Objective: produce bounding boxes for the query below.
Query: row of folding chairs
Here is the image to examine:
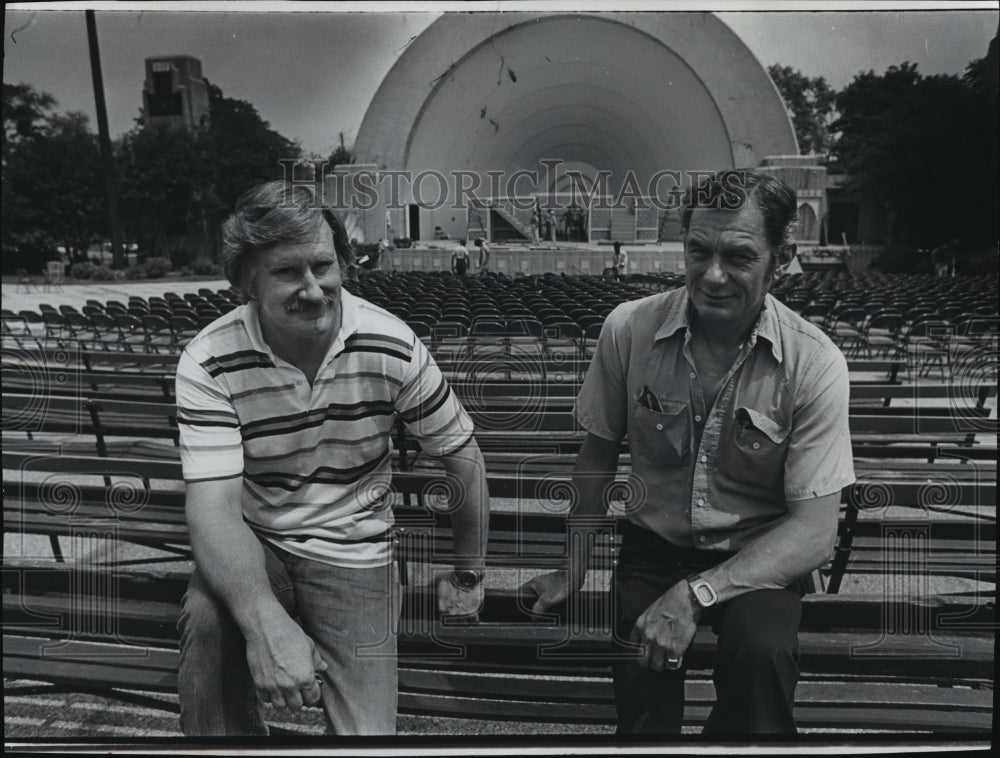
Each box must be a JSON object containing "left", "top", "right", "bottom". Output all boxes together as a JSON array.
[{"left": 2, "top": 309, "right": 205, "bottom": 354}]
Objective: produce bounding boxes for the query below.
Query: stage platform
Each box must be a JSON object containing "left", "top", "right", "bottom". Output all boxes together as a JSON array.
[
  {"left": 384, "top": 241, "right": 850, "bottom": 277},
  {"left": 386, "top": 241, "right": 685, "bottom": 276}
]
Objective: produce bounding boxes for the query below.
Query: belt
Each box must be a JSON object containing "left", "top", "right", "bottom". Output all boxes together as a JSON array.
[{"left": 617, "top": 521, "right": 735, "bottom": 573}]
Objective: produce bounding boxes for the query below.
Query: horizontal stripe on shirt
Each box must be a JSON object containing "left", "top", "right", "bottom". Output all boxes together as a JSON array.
[{"left": 175, "top": 290, "right": 474, "bottom": 568}]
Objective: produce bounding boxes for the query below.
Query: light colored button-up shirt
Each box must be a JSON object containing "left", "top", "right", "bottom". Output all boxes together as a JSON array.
[{"left": 575, "top": 288, "right": 855, "bottom": 552}]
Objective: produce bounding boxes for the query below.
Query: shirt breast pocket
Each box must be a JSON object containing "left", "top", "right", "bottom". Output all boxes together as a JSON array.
[
  {"left": 724, "top": 407, "right": 790, "bottom": 490},
  {"left": 632, "top": 398, "right": 689, "bottom": 468}
]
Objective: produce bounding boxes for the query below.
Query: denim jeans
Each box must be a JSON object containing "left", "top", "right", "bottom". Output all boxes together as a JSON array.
[
  {"left": 612, "top": 522, "right": 804, "bottom": 736},
  {"left": 177, "top": 537, "right": 401, "bottom": 735}
]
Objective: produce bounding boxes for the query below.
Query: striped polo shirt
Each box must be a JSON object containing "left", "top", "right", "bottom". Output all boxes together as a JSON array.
[{"left": 175, "top": 289, "right": 474, "bottom": 568}]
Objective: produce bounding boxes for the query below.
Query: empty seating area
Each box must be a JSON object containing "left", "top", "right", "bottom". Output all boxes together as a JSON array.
[
  {"left": 2, "top": 287, "right": 240, "bottom": 353},
  {"left": 4, "top": 271, "right": 996, "bottom": 383},
  {"left": 347, "top": 271, "right": 644, "bottom": 361},
  {"left": 772, "top": 271, "right": 998, "bottom": 378}
]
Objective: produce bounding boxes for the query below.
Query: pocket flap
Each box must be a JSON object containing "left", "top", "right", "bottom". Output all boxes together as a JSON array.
[
  {"left": 658, "top": 399, "right": 687, "bottom": 416},
  {"left": 634, "top": 395, "right": 686, "bottom": 416},
  {"left": 735, "top": 407, "right": 789, "bottom": 444}
]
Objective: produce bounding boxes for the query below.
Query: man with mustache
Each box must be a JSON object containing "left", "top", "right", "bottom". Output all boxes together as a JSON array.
[
  {"left": 175, "top": 180, "right": 488, "bottom": 735},
  {"left": 523, "top": 169, "right": 855, "bottom": 735}
]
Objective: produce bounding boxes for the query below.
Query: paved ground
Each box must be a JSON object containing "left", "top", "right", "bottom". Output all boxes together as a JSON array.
[
  {"left": 2, "top": 275, "right": 233, "bottom": 315},
  {"left": 3, "top": 683, "right": 619, "bottom": 739}
]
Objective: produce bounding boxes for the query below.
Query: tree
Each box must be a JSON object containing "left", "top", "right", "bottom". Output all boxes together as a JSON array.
[
  {"left": 327, "top": 131, "right": 352, "bottom": 169},
  {"left": 115, "top": 81, "right": 301, "bottom": 264},
  {"left": 116, "top": 121, "right": 215, "bottom": 264},
  {"left": 767, "top": 65, "right": 837, "bottom": 157},
  {"left": 3, "top": 83, "right": 56, "bottom": 159},
  {"left": 831, "top": 61, "right": 996, "bottom": 257},
  {"left": 2, "top": 85, "right": 107, "bottom": 272},
  {"left": 204, "top": 82, "right": 301, "bottom": 214}
]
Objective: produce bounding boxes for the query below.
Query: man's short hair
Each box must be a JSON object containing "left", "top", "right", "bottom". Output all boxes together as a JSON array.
[
  {"left": 221, "top": 181, "right": 353, "bottom": 302},
  {"left": 681, "top": 169, "right": 798, "bottom": 254}
]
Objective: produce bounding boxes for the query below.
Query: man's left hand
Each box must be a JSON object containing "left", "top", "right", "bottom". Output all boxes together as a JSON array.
[
  {"left": 630, "top": 580, "right": 701, "bottom": 671},
  {"left": 434, "top": 571, "right": 483, "bottom": 620}
]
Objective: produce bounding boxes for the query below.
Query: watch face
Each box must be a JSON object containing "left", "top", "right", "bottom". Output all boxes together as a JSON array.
[
  {"left": 454, "top": 570, "right": 480, "bottom": 590},
  {"left": 690, "top": 579, "right": 718, "bottom": 607}
]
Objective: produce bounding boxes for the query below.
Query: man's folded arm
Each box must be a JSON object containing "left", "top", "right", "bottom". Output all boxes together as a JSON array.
[{"left": 699, "top": 491, "right": 842, "bottom": 604}]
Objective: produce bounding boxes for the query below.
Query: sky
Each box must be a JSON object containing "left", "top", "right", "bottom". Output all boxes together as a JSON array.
[{"left": 3, "top": 2, "right": 997, "bottom": 157}]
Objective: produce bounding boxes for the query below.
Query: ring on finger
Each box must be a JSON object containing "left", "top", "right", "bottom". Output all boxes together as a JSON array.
[{"left": 665, "top": 656, "right": 682, "bottom": 670}]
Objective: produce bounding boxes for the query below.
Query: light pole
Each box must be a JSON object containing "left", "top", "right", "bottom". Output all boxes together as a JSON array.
[{"left": 86, "top": 9, "right": 126, "bottom": 270}]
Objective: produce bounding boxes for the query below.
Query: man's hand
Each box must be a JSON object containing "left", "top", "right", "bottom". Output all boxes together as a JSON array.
[
  {"left": 518, "top": 433, "right": 620, "bottom": 616},
  {"left": 435, "top": 571, "right": 483, "bottom": 619},
  {"left": 631, "top": 580, "right": 701, "bottom": 671},
  {"left": 243, "top": 606, "right": 329, "bottom": 710},
  {"left": 520, "top": 570, "right": 578, "bottom": 615}
]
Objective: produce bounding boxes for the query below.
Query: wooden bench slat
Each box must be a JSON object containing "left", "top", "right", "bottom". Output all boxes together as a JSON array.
[
  {"left": 397, "top": 692, "right": 992, "bottom": 731},
  {"left": 7, "top": 389, "right": 995, "bottom": 433},
  {"left": 6, "top": 633, "right": 992, "bottom": 731},
  {"left": 5, "top": 561, "right": 994, "bottom": 637},
  {"left": 7, "top": 591, "right": 991, "bottom": 680},
  {"left": 2, "top": 347, "right": 916, "bottom": 376},
  {"left": 7, "top": 449, "right": 993, "bottom": 509},
  {"left": 398, "top": 668, "right": 992, "bottom": 712}
]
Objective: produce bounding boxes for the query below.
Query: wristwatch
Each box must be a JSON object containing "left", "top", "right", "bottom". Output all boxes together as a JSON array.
[
  {"left": 450, "top": 569, "right": 483, "bottom": 591},
  {"left": 686, "top": 573, "right": 718, "bottom": 609}
]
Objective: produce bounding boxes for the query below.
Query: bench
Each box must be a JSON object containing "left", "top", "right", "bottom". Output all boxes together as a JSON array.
[
  {"left": 4, "top": 573, "right": 993, "bottom": 733},
  {"left": 3, "top": 449, "right": 994, "bottom": 734},
  {"left": 1, "top": 339, "right": 915, "bottom": 382},
  {"left": 4, "top": 376, "right": 997, "bottom": 574},
  {"left": 4, "top": 362, "right": 996, "bottom": 459},
  {"left": 6, "top": 390, "right": 998, "bottom": 489},
  {"left": 7, "top": 357, "right": 993, "bottom": 414},
  {"left": 5, "top": 449, "right": 993, "bottom": 580}
]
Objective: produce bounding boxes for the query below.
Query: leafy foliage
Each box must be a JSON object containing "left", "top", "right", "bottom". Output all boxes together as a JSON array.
[
  {"left": 4, "top": 78, "right": 302, "bottom": 273},
  {"left": 204, "top": 82, "right": 301, "bottom": 215},
  {"left": 2, "top": 85, "right": 107, "bottom": 273},
  {"left": 3, "top": 82, "right": 56, "bottom": 153},
  {"left": 115, "top": 80, "right": 301, "bottom": 265},
  {"left": 831, "top": 61, "right": 997, "bottom": 251},
  {"left": 767, "top": 65, "right": 837, "bottom": 157},
  {"left": 116, "top": 121, "right": 215, "bottom": 266},
  {"left": 327, "top": 143, "right": 352, "bottom": 169}
]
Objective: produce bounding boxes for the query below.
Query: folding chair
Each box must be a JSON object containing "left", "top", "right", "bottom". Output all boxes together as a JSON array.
[
  {"left": 89, "top": 312, "right": 123, "bottom": 351},
  {"left": 114, "top": 313, "right": 147, "bottom": 353},
  {"left": 141, "top": 314, "right": 175, "bottom": 354},
  {"left": 902, "top": 318, "right": 953, "bottom": 379},
  {"left": 169, "top": 315, "right": 200, "bottom": 350},
  {"left": 860, "top": 310, "right": 905, "bottom": 359}
]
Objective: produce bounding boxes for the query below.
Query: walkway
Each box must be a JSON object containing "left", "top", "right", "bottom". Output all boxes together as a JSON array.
[{"left": 2, "top": 277, "right": 232, "bottom": 315}]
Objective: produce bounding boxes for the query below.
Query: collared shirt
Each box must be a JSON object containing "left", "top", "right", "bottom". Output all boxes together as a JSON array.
[
  {"left": 575, "top": 288, "right": 855, "bottom": 552},
  {"left": 176, "top": 289, "right": 474, "bottom": 568}
]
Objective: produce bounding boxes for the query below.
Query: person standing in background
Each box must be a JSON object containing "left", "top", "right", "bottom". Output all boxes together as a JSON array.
[
  {"left": 452, "top": 239, "right": 471, "bottom": 276},
  {"left": 474, "top": 238, "right": 490, "bottom": 273}
]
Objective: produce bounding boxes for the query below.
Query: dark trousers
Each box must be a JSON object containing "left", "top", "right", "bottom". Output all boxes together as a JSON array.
[{"left": 611, "top": 523, "right": 803, "bottom": 736}]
